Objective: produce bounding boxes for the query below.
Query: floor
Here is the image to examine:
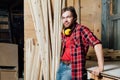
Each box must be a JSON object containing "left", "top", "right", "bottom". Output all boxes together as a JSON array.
[{"left": 19, "top": 78, "right": 24, "bottom": 80}]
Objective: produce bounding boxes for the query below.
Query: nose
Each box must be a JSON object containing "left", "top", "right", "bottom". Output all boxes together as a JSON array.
[{"left": 63, "top": 17, "right": 68, "bottom": 22}]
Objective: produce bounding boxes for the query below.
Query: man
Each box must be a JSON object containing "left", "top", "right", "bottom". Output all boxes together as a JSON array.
[{"left": 56, "top": 6, "right": 104, "bottom": 80}]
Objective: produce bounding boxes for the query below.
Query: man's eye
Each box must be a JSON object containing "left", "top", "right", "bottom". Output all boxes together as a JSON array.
[
  {"left": 66, "top": 16, "right": 71, "bottom": 18},
  {"left": 62, "top": 16, "right": 72, "bottom": 19},
  {"left": 62, "top": 17, "right": 65, "bottom": 19}
]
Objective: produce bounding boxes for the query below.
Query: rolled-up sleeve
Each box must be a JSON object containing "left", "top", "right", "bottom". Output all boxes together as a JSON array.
[{"left": 81, "top": 26, "right": 101, "bottom": 47}]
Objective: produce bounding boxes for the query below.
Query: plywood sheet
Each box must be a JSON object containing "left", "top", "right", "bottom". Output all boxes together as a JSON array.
[{"left": 81, "top": 0, "right": 101, "bottom": 40}]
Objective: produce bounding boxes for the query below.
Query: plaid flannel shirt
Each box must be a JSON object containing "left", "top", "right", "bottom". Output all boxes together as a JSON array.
[{"left": 61, "top": 23, "right": 101, "bottom": 80}]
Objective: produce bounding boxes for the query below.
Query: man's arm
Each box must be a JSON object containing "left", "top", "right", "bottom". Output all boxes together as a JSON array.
[{"left": 92, "top": 44, "right": 104, "bottom": 75}]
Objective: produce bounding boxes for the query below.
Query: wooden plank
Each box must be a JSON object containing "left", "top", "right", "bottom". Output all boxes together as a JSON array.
[
  {"left": 0, "top": 25, "right": 8, "bottom": 29},
  {"left": 25, "top": 39, "right": 34, "bottom": 80},
  {"left": 110, "top": 14, "right": 120, "bottom": 20},
  {"left": 30, "top": 44, "right": 41, "bottom": 80},
  {"left": 88, "top": 72, "right": 114, "bottom": 80},
  {"left": 52, "top": 0, "right": 61, "bottom": 79},
  {"left": 0, "top": 17, "right": 8, "bottom": 21},
  {"left": 47, "top": 0, "right": 53, "bottom": 80},
  {"left": 40, "top": 0, "right": 51, "bottom": 79},
  {"left": 24, "top": 0, "right": 37, "bottom": 43},
  {"left": 89, "top": 71, "right": 120, "bottom": 80},
  {"left": 28, "top": 0, "right": 53, "bottom": 80},
  {"left": 0, "top": 70, "right": 18, "bottom": 80}
]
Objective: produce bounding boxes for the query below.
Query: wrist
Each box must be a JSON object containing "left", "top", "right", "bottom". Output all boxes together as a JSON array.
[{"left": 98, "top": 66, "right": 104, "bottom": 72}]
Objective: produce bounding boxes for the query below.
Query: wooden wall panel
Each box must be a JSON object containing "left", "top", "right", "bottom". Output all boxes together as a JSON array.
[
  {"left": 81, "top": 0, "right": 101, "bottom": 54},
  {"left": 74, "top": 0, "right": 80, "bottom": 23},
  {"left": 67, "top": 0, "right": 74, "bottom": 6},
  {"left": 81, "top": 0, "right": 101, "bottom": 40}
]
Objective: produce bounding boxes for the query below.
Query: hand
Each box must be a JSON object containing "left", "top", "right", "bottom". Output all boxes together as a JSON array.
[{"left": 91, "top": 67, "right": 103, "bottom": 76}]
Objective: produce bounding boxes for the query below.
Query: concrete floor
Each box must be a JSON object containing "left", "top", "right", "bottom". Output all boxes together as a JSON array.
[{"left": 19, "top": 78, "right": 24, "bottom": 80}]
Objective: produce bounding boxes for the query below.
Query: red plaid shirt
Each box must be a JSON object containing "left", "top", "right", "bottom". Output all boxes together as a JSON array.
[{"left": 61, "top": 23, "right": 101, "bottom": 80}]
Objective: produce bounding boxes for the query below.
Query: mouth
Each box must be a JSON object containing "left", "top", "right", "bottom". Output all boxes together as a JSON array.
[{"left": 64, "top": 22, "right": 69, "bottom": 26}]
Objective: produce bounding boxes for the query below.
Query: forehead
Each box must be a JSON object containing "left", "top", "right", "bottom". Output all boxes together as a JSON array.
[{"left": 62, "top": 11, "right": 72, "bottom": 17}]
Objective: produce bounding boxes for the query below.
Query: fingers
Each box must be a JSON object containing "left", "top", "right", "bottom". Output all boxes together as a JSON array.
[
  {"left": 92, "top": 70, "right": 100, "bottom": 76},
  {"left": 91, "top": 68, "right": 101, "bottom": 76}
]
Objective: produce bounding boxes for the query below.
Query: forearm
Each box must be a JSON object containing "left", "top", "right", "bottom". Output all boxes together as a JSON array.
[{"left": 94, "top": 44, "right": 104, "bottom": 71}]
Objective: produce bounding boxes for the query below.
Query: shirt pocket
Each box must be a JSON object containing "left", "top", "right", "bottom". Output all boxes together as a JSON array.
[{"left": 71, "top": 37, "right": 80, "bottom": 48}]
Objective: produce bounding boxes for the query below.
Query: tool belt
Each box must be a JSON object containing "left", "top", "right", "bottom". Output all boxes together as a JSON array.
[{"left": 61, "top": 60, "right": 71, "bottom": 65}]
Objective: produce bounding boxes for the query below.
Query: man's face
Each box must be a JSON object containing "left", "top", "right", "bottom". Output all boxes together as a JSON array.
[{"left": 62, "top": 11, "right": 74, "bottom": 28}]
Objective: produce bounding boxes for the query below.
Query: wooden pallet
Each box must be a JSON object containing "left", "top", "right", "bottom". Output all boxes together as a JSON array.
[{"left": 86, "top": 49, "right": 120, "bottom": 61}]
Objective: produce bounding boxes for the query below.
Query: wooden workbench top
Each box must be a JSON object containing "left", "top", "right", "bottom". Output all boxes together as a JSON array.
[
  {"left": 86, "top": 61, "right": 120, "bottom": 80},
  {"left": 86, "top": 60, "right": 120, "bottom": 79}
]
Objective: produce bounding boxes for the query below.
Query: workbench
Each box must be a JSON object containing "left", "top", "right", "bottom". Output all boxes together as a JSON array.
[{"left": 87, "top": 60, "right": 120, "bottom": 80}]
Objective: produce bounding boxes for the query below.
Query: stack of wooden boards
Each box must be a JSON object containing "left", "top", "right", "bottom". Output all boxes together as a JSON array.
[
  {"left": 87, "top": 48, "right": 120, "bottom": 61},
  {"left": 0, "top": 43, "right": 18, "bottom": 80},
  {"left": 0, "top": 10, "right": 12, "bottom": 43}
]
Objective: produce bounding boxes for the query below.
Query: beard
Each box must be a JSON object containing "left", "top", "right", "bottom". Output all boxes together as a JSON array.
[
  {"left": 63, "top": 22, "right": 72, "bottom": 28},
  {"left": 63, "top": 21, "right": 75, "bottom": 30}
]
